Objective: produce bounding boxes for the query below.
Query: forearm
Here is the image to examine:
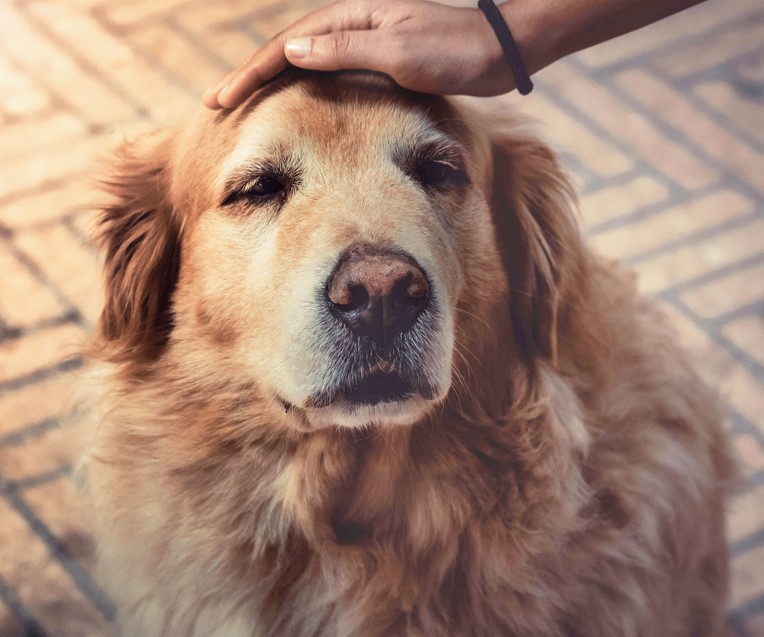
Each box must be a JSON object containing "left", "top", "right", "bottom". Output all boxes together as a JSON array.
[{"left": 499, "top": 0, "right": 708, "bottom": 75}]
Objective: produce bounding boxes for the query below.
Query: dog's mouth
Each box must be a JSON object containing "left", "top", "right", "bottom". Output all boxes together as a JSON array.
[
  {"left": 307, "top": 365, "right": 434, "bottom": 410},
  {"left": 340, "top": 371, "right": 414, "bottom": 406},
  {"left": 289, "top": 305, "right": 451, "bottom": 427}
]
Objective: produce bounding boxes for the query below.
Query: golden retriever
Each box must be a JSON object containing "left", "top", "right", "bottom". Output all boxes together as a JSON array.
[{"left": 81, "top": 70, "right": 734, "bottom": 637}]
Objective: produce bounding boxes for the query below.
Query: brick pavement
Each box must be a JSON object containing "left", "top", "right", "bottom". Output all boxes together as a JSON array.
[{"left": 0, "top": 0, "right": 762, "bottom": 635}]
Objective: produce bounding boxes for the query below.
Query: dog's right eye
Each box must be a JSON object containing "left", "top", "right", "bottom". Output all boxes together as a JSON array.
[
  {"left": 417, "top": 160, "right": 457, "bottom": 187},
  {"left": 245, "top": 176, "right": 285, "bottom": 198}
]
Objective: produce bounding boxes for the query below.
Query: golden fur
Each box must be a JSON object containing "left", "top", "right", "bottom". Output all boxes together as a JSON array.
[{"left": 82, "top": 72, "right": 734, "bottom": 637}]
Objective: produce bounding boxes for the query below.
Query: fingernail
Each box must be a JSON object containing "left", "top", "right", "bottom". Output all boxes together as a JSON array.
[
  {"left": 203, "top": 76, "right": 224, "bottom": 95},
  {"left": 285, "top": 38, "right": 312, "bottom": 59},
  {"left": 215, "top": 84, "right": 234, "bottom": 106}
]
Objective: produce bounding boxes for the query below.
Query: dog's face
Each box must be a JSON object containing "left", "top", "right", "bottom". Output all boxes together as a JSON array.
[{"left": 97, "top": 72, "right": 579, "bottom": 430}]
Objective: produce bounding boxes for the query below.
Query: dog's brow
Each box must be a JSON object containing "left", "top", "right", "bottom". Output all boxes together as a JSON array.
[
  {"left": 223, "top": 165, "right": 267, "bottom": 197},
  {"left": 220, "top": 144, "right": 298, "bottom": 196},
  {"left": 396, "top": 137, "right": 465, "bottom": 166},
  {"left": 217, "top": 127, "right": 291, "bottom": 193}
]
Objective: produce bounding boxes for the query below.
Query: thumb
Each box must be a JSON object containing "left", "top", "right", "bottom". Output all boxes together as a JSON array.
[{"left": 284, "top": 31, "right": 391, "bottom": 72}]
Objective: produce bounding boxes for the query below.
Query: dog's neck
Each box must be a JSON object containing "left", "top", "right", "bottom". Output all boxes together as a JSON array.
[{"left": 131, "top": 347, "right": 587, "bottom": 539}]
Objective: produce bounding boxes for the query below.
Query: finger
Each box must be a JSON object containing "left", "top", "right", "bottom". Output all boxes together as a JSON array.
[
  {"left": 215, "top": 50, "right": 289, "bottom": 109},
  {"left": 283, "top": 30, "right": 400, "bottom": 74},
  {"left": 202, "top": 70, "right": 237, "bottom": 109},
  {"left": 206, "top": 0, "right": 376, "bottom": 109}
]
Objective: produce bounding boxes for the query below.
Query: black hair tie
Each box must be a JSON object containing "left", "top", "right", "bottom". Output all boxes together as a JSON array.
[{"left": 477, "top": 0, "right": 534, "bottom": 95}]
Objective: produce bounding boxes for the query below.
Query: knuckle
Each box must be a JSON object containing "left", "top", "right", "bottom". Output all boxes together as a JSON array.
[
  {"left": 386, "top": 36, "right": 410, "bottom": 76},
  {"left": 328, "top": 31, "right": 352, "bottom": 57}
]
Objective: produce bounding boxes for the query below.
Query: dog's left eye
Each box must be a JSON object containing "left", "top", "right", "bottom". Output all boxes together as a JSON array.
[
  {"left": 416, "top": 160, "right": 460, "bottom": 188},
  {"left": 243, "top": 175, "right": 285, "bottom": 199}
]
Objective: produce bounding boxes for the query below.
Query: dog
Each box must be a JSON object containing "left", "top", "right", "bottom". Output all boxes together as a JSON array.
[{"left": 81, "top": 70, "right": 734, "bottom": 637}]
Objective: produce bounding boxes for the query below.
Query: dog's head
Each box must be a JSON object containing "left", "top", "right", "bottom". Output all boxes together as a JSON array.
[{"left": 95, "top": 71, "right": 583, "bottom": 430}]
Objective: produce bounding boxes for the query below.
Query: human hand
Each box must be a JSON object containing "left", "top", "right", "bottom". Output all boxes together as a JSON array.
[{"left": 203, "top": 0, "right": 534, "bottom": 110}]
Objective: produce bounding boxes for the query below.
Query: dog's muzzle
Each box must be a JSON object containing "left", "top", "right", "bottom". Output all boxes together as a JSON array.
[{"left": 309, "top": 243, "right": 438, "bottom": 409}]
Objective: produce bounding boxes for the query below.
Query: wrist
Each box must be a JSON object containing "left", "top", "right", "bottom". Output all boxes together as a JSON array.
[{"left": 496, "top": 0, "right": 565, "bottom": 77}]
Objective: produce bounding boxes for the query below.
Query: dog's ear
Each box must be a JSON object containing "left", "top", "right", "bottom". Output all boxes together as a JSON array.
[
  {"left": 490, "top": 132, "right": 585, "bottom": 365},
  {"left": 95, "top": 132, "right": 181, "bottom": 365}
]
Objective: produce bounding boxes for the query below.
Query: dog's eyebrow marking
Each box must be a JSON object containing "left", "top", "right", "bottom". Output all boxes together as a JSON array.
[
  {"left": 217, "top": 121, "right": 290, "bottom": 195},
  {"left": 394, "top": 134, "right": 470, "bottom": 189},
  {"left": 392, "top": 122, "right": 466, "bottom": 168},
  {"left": 401, "top": 139, "right": 465, "bottom": 165}
]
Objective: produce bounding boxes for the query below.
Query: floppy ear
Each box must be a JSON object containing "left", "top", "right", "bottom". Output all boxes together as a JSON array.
[
  {"left": 490, "top": 133, "right": 586, "bottom": 365},
  {"left": 95, "top": 132, "right": 181, "bottom": 365}
]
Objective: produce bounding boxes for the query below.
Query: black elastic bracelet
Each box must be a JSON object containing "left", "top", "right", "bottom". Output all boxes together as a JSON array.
[{"left": 477, "top": 0, "right": 534, "bottom": 95}]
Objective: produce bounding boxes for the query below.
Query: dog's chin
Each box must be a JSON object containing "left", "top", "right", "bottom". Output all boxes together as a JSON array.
[
  {"left": 296, "top": 369, "right": 449, "bottom": 429},
  {"left": 304, "top": 393, "right": 437, "bottom": 429}
]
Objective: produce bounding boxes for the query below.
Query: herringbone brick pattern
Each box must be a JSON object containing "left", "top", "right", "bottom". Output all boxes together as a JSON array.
[{"left": 0, "top": 1, "right": 762, "bottom": 635}]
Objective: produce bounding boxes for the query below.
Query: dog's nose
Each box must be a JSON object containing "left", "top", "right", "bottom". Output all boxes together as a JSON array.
[{"left": 327, "top": 244, "right": 429, "bottom": 339}]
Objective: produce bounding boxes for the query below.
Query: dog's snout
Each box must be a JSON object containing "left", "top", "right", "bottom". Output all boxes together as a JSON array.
[{"left": 327, "top": 244, "right": 429, "bottom": 339}]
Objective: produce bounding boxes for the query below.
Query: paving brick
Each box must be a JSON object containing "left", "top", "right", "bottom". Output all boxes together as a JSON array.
[
  {"left": 695, "top": 81, "right": 764, "bottom": 147},
  {"left": 190, "top": 27, "right": 263, "bottom": 69},
  {"left": 0, "top": 323, "right": 85, "bottom": 385},
  {"left": 0, "top": 132, "right": 123, "bottom": 202},
  {"left": 14, "top": 225, "right": 103, "bottom": 326},
  {"left": 25, "top": 1, "right": 135, "bottom": 70},
  {"left": 735, "top": 54, "right": 764, "bottom": 89},
  {"left": 101, "top": 0, "right": 198, "bottom": 27},
  {"left": 723, "top": 316, "right": 764, "bottom": 368},
  {"left": 581, "top": 176, "right": 669, "bottom": 228},
  {"left": 23, "top": 2, "right": 197, "bottom": 125},
  {"left": 617, "top": 70, "right": 764, "bottom": 196},
  {"left": 741, "top": 613, "right": 764, "bottom": 637},
  {"left": 55, "top": 0, "right": 115, "bottom": 6},
  {"left": 564, "top": 166, "right": 588, "bottom": 193},
  {"left": 541, "top": 62, "right": 718, "bottom": 191},
  {"left": 0, "top": 177, "right": 94, "bottom": 229},
  {"left": 248, "top": 0, "right": 324, "bottom": 37},
  {"left": 517, "top": 94, "right": 634, "bottom": 179},
  {"left": 723, "top": 365, "right": 764, "bottom": 437},
  {"left": 681, "top": 262, "right": 764, "bottom": 320},
  {"left": 635, "top": 218, "right": 764, "bottom": 294},
  {"left": 0, "top": 497, "right": 115, "bottom": 637},
  {"left": 660, "top": 305, "right": 737, "bottom": 387},
  {"left": 576, "top": 0, "right": 764, "bottom": 68},
  {"left": 0, "top": 245, "right": 65, "bottom": 327},
  {"left": 655, "top": 18, "right": 764, "bottom": 80},
  {"left": 0, "top": 113, "right": 88, "bottom": 165},
  {"left": 0, "top": 599, "right": 24, "bottom": 637},
  {"left": 68, "top": 209, "right": 99, "bottom": 244},
  {"left": 0, "top": 56, "right": 52, "bottom": 119},
  {"left": 730, "top": 544, "right": 764, "bottom": 609},
  {"left": 173, "top": 1, "right": 275, "bottom": 68},
  {"left": 728, "top": 488, "right": 764, "bottom": 545},
  {"left": 734, "top": 434, "right": 764, "bottom": 478},
  {"left": 0, "top": 419, "right": 83, "bottom": 482},
  {"left": 24, "top": 477, "right": 98, "bottom": 580},
  {"left": 0, "top": 5, "right": 135, "bottom": 127},
  {"left": 178, "top": 0, "right": 269, "bottom": 29},
  {"left": 0, "top": 375, "right": 80, "bottom": 439},
  {"left": 130, "top": 23, "right": 226, "bottom": 94},
  {"left": 590, "top": 189, "right": 754, "bottom": 262}
]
